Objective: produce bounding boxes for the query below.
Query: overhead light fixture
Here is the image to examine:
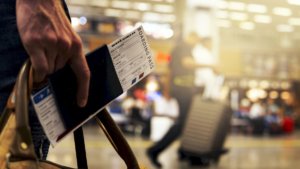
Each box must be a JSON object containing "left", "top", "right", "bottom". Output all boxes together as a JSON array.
[
  {"left": 216, "top": 10, "right": 229, "bottom": 19},
  {"left": 240, "top": 22, "right": 255, "bottom": 30},
  {"left": 104, "top": 9, "right": 123, "bottom": 17},
  {"left": 111, "top": 1, "right": 131, "bottom": 9},
  {"left": 269, "top": 91, "right": 279, "bottom": 99},
  {"left": 139, "top": 22, "right": 174, "bottom": 39},
  {"left": 217, "top": 1, "right": 228, "bottom": 9},
  {"left": 229, "top": 1, "right": 246, "bottom": 11},
  {"left": 273, "top": 7, "right": 292, "bottom": 16},
  {"left": 217, "top": 20, "right": 231, "bottom": 28},
  {"left": 254, "top": 15, "right": 272, "bottom": 24},
  {"left": 247, "top": 4, "right": 267, "bottom": 13},
  {"left": 71, "top": 17, "right": 80, "bottom": 28},
  {"left": 289, "top": 18, "right": 300, "bottom": 26},
  {"left": 125, "top": 11, "right": 140, "bottom": 19},
  {"left": 79, "top": 16, "right": 87, "bottom": 25},
  {"left": 90, "top": 0, "right": 109, "bottom": 7},
  {"left": 248, "top": 80, "right": 258, "bottom": 88},
  {"left": 161, "top": 14, "right": 176, "bottom": 23},
  {"left": 133, "top": 2, "right": 151, "bottom": 11},
  {"left": 277, "top": 24, "right": 294, "bottom": 32},
  {"left": 143, "top": 12, "right": 161, "bottom": 22},
  {"left": 153, "top": 4, "right": 174, "bottom": 13},
  {"left": 70, "top": 0, "right": 87, "bottom": 5},
  {"left": 281, "top": 91, "right": 291, "bottom": 100},
  {"left": 259, "top": 80, "right": 270, "bottom": 89},
  {"left": 287, "top": 0, "right": 300, "bottom": 6},
  {"left": 230, "top": 12, "right": 248, "bottom": 21}
]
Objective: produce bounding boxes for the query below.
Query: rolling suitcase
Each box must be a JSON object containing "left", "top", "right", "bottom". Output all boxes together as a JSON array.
[{"left": 179, "top": 95, "right": 232, "bottom": 166}]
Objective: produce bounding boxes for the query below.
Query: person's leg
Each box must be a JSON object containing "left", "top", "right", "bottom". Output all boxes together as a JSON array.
[
  {"left": 147, "top": 123, "right": 182, "bottom": 168},
  {"left": 148, "top": 123, "right": 182, "bottom": 154}
]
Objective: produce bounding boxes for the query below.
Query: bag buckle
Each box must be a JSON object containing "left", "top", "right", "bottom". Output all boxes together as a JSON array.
[{"left": 5, "top": 153, "right": 11, "bottom": 169}]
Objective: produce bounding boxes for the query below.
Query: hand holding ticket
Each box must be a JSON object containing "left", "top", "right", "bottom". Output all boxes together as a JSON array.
[{"left": 31, "top": 26, "right": 155, "bottom": 146}]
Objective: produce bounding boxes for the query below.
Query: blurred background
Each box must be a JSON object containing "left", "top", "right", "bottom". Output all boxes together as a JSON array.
[{"left": 48, "top": 0, "right": 300, "bottom": 168}]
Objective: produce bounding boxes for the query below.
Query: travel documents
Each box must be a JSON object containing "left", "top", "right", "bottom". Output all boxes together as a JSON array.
[{"left": 31, "top": 26, "right": 155, "bottom": 146}]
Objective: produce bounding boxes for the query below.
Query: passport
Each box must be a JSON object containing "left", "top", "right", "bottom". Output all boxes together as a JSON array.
[{"left": 31, "top": 26, "right": 155, "bottom": 145}]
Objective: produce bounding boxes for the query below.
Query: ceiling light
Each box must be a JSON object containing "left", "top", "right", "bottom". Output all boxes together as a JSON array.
[
  {"left": 269, "top": 91, "right": 279, "bottom": 99},
  {"left": 230, "top": 12, "right": 248, "bottom": 21},
  {"left": 70, "top": 0, "right": 87, "bottom": 5},
  {"left": 287, "top": 0, "right": 300, "bottom": 6},
  {"left": 277, "top": 24, "right": 294, "bottom": 32},
  {"left": 161, "top": 14, "right": 176, "bottom": 23},
  {"left": 273, "top": 7, "right": 292, "bottom": 16},
  {"left": 281, "top": 91, "right": 291, "bottom": 100},
  {"left": 79, "top": 16, "right": 87, "bottom": 25},
  {"left": 90, "top": 0, "right": 109, "bottom": 7},
  {"left": 111, "top": 1, "right": 131, "bottom": 9},
  {"left": 259, "top": 80, "right": 270, "bottom": 89},
  {"left": 133, "top": 2, "right": 151, "bottom": 11},
  {"left": 71, "top": 17, "right": 80, "bottom": 28},
  {"left": 254, "top": 15, "right": 272, "bottom": 23},
  {"left": 247, "top": 4, "right": 267, "bottom": 13},
  {"left": 240, "top": 22, "right": 255, "bottom": 30},
  {"left": 143, "top": 12, "right": 161, "bottom": 22},
  {"left": 153, "top": 4, "right": 174, "bottom": 13},
  {"left": 140, "top": 22, "right": 174, "bottom": 39},
  {"left": 229, "top": 1, "right": 246, "bottom": 11},
  {"left": 216, "top": 10, "right": 229, "bottom": 19},
  {"left": 104, "top": 9, "right": 123, "bottom": 17},
  {"left": 217, "top": 20, "right": 231, "bottom": 28},
  {"left": 289, "top": 18, "right": 300, "bottom": 26},
  {"left": 125, "top": 11, "right": 140, "bottom": 19},
  {"left": 217, "top": 1, "right": 228, "bottom": 9}
]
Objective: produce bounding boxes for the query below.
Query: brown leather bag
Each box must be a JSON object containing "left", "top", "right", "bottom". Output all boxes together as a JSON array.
[{"left": 0, "top": 61, "right": 142, "bottom": 169}]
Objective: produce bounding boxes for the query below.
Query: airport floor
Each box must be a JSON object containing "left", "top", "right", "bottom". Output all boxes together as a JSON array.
[{"left": 48, "top": 126, "right": 300, "bottom": 169}]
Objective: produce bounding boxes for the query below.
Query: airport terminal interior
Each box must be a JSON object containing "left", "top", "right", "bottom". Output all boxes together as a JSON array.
[{"left": 48, "top": 0, "right": 300, "bottom": 168}]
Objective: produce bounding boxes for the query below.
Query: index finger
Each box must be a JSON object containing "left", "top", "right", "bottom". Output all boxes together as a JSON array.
[{"left": 69, "top": 52, "right": 90, "bottom": 107}]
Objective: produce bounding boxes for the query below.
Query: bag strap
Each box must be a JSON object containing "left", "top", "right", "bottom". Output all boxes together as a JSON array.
[
  {"left": 8, "top": 60, "right": 37, "bottom": 160},
  {"left": 74, "top": 127, "right": 88, "bottom": 169},
  {"left": 8, "top": 60, "right": 141, "bottom": 168},
  {"left": 95, "top": 109, "right": 140, "bottom": 169}
]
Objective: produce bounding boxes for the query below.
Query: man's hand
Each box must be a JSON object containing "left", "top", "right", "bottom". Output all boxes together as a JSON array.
[{"left": 16, "top": 0, "right": 90, "bottom": 107}]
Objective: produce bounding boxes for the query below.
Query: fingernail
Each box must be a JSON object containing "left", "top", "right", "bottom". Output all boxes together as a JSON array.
[{"left": 78, "top": 99, "right": 87, "bottom": 107}]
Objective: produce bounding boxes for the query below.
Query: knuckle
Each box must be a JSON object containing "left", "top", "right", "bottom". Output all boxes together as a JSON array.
[
  {"left": 58, "top": 37, "right": 71, "bottom": 50},
  {"left": 45, "top": 34, "right": 58, "bottom": 45},
  {"left": 34, "top": 63, "right": 49, "bottom": 74},
  {"left": 24, "top": 34, "right": 41, "bottom": 45},
  {"left": 82, "top": 68, "right": 91, "bottom": 80},
  {"left": 72, "top": 37, "right": 83, "bottom": 50}
]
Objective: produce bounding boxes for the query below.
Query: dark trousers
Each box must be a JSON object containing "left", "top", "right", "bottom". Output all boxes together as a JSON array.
[{"left": 148, "top": 86, "right": 194, "bottom": 156}]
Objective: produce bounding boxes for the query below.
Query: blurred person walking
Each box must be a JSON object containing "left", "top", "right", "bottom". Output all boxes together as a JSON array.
[
  {"left": 0, "top": 0, "right": 90, "bottom": 159},
  {"left": 146, "top": 32, "right": 198, "bottom": 168}
]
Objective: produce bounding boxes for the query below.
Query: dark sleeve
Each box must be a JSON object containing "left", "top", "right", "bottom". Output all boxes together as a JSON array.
[{"left": 61, "top": 0, "right": 71, "bottom": 21}]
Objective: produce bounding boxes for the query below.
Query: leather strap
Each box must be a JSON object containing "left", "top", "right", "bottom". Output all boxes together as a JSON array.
[
  {"left": 74, "top": 127, "right": 88, "bottom": 169},
  {"left": 95, "top": 109, "right": 140, "bottom": 169},
  {"left": 9, "top": 60, "right": 37, "bottom": 161},
  {"left": 5, "top": 60, "right": 141, "bottom": 168}
]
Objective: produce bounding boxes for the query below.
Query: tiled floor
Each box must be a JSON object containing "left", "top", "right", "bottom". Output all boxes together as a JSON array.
[{"left": 47, "top": 126, "right": 300, "bottom": 169}]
